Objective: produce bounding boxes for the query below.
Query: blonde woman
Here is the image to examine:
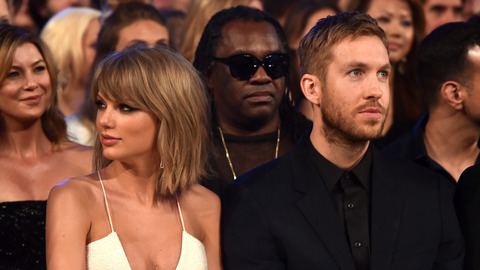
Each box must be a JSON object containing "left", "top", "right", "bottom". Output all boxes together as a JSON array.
[
  {"left": 41, "top": 7, "right": 101, "bottom": 118},
  {"left": 46, "top": 45, "right": 221, "bottom": 269}
]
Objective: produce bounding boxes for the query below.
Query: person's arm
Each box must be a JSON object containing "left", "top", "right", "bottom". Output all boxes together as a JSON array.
[
  {"left": 194, "top": 186, "right": 223, "bottom": 270},
  {"left": 221, "top": 182, "right": 286, "bottom": 270},
  {"left": 432, "top": 177, "right": 465, "bottom": 270},
  {"left": 46, "top": 179, "right": 91, "bottom": 270}
]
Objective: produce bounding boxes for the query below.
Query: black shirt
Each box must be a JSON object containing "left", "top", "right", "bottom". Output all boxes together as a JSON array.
[
  {"left": 306, "top": 137, "right": 372, "bottom": 270},
  {"left": 384, "top": 114, "right": 480, "bottom": 197}
]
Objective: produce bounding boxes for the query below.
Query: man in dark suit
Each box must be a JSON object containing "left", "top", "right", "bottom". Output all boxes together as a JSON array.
[{"left": 221, "top": 12, "right": 464, "bottom": 270}]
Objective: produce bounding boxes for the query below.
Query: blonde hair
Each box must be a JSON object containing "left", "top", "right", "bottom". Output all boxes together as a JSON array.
[
  {"left": 92, "top": 45, "right": 211, "bottom": 196},
  {"left": 180, "top": 0, "right": 252, "bottom": 63},
  {"left": 41, "top": 7, "right": 101, "bottom": 97}
]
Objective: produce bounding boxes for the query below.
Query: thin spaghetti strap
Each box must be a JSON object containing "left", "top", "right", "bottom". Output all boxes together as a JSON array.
[
  {"left": 176, "top": 194, "right": 186, "bottom": 232},
  {"left": 97, "top": 171, "right": 114, "bottom": 233}
]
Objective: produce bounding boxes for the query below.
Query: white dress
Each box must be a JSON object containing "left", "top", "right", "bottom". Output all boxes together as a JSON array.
[{"left": 86, "top": 171, "right": 208, "bottom": 270}]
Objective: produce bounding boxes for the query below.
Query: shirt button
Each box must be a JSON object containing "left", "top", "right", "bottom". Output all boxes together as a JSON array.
[
  {"left": 347, "top": 203, "right": 355, "bottom": 209},
  {"left": 354, "top": 242, "right": 362, "bottom": 248}
]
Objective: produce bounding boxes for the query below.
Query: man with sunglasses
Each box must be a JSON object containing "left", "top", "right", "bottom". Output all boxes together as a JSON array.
[
  {"left": 220, "top": 12, "right": 463, "bottom": 270},
  {"left": 193, "top": 6, "right": 311, "bottom": 195}
]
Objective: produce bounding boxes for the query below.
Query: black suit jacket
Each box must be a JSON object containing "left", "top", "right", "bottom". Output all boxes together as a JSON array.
[
  {"left": 221, "top": 137, "right": 464, "bottom": 270},
  {"left": 455, "top": 164, "right": 480, "bottom": 270}
]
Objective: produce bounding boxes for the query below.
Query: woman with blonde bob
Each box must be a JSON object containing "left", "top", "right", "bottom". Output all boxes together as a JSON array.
[
  {"left": 41, "top": 7, "right": 101, "bottom": 118},
  {"left": 46, "top": 44, "right": 222, "bottom": 270}
]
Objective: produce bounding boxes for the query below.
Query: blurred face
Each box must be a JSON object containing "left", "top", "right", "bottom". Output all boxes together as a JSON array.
[
  {"left": 12, "top": 0, "right": 36, "bottom": 32},
  {"left": 367, "top": 0, "right": 414, "bottom": 64},
  {"left": 96, "top": 93, "right": 157, "bottom": 162},
  {"left": 209, "top": 20, "right": 286, "bottom": 131},
  {"left": 463, "top": 46, "right": 480, "bottom": 125},
  {"left": 0, "top": 43, "right": 52, "bottom": 122},
  {"left": 81, "top": 18, "right": 100, "bottom": 83},
  {"left": 115, "top": 20, "right": 169, "bottom": 51},
  {"left": 318, "top": 36, "right": 391, "bottom": 143},
  {"left": 0, "top": 0, "right": 11, "bottom": 23},
  {"left": 45, "top": 0, "right": 91, "bottom": 15},
  {"left": 290, "top": 8, "right": 337, "bottom": 50},
  {"left": 423, "top": 0, "right": 463, "bottom": 34},
  {"left": 248, "top": 0, "right": 264, "bottom": 10}
]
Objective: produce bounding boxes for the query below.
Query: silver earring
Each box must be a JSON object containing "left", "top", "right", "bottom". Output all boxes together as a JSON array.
[{"left": 160, "top": 162, "right": 164, "bottom": 169}]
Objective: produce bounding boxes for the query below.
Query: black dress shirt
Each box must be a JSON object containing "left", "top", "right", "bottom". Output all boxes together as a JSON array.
[
  {"left": 306, "top": 137, "right": 372, "bottom": 270},
  {"left": 384, "top": 114, "right": 480, "bottom": 197}
]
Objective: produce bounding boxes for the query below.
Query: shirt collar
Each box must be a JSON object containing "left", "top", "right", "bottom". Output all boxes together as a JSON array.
[{"left": 306, "top": 136, "right": 372, "bottom": 193}]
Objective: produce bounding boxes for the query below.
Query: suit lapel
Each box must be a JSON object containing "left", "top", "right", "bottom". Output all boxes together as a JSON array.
[
  {"left": 290, "top": 141, "right": 356, "bottom": 270},
  {"left": 370, "top": 148, "right": 403, "bottom": 270}
]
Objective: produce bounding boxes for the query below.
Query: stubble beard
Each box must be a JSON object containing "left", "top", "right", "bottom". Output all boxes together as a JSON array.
[{"left": 321, "top": 101, "right": 386, "bottom": 148}]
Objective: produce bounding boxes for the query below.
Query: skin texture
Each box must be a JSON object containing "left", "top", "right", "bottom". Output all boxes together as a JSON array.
[
  {"left": 0, "top": 43, "right": 51, "bottom": 122},
  {"left": 422, "top": 0, "right": 463, "bottom": 34},
  {"left": 115, "top": 20, "right": 169, "bottom": 51},
  {"left": 208, "top": 20, "right": 285, "bottom": 135},
  {"left": 0, "top": 42, "right": 92, "bottom": 202},
  {"left": 463, "top": 46, "right": 480, "bottom": 125},
  {"left": 367, "top": 0, "right": 414, "bottom": 64},
  {"left": 95, "top": 93, "right": 158, "bottom": 164},
  {"left": 302, "top": 35, "right": 391, "bottom": 169}
]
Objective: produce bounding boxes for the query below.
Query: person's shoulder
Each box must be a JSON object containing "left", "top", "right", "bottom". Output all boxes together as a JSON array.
[
  {"left": 375, "top": 147, "right": 436, "bottom": 179},
  {"left": 382, "top": 131, "right": 416, "bottom": 158},
  {"left": 48, "top": 173, "right": 98, "bottom": 208},
  {"left": 182, "top": 184, "right": 221, "bottom": 214}
]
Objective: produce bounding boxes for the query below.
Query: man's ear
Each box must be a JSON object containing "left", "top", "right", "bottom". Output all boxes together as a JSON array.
[
  {"left": 441, "top": 81, "right": 463, "bottom": 110},
  {"left": 301, "top": 74, "right": 321, "bottom": 105}
]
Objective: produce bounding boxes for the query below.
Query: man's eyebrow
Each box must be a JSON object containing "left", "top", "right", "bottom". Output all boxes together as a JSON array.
[{"left": 344, "top": 62, "right": 391, "bottom": 71}]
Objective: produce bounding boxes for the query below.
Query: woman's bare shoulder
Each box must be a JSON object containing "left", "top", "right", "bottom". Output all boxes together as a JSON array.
[
  {"left": 48, "top": 173, "right": 99, "bottom": 208},
  {"left": 181, "top": 184, "right": 221, "bottom": 216}
]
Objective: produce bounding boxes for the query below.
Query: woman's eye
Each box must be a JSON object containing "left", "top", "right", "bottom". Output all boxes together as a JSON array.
[
  {"left": 401, "top": 20, "right": 413, "bottom": 27},
  {"left": 7, "top": 71, "right": 19, "bottom": 78},
  {"left": 376, "top": 16, "right": 390, "bottom": 24},
  {"left": 95, "top": 100, "right": 106, "bottom": 109},
  {"left": 119, "top": 104, "right": 138, "bottom": 112},
  {"left": 34, "top": 66, "right": 46, "bottom": 72}
]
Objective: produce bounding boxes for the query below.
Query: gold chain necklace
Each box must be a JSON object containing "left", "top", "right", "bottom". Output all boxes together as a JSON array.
[{"left": 218, "top": 126, "right": 280, "bottom": 180}]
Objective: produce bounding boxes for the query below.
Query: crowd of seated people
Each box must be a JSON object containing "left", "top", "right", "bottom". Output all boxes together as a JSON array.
[{"left": 0, "top": 0, "right": 478, "bottom": 269}]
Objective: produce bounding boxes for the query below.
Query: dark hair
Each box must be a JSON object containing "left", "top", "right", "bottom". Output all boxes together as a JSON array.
[
  {"left": 283, "top": 0, "right": 340, "bottom": 106},
  {"left": 356, "top": 0, "right": 426, "bottom": 122},
  {"left": 193, "top": 5, "right": 310, "bottom": 141},
  {"left": 0, "top": 23, "right": 67, "bottom": 146},
  {"left": 95, "top": 1, "right": 167, "bottom": 67},
  {"left": 418, "top": 22, "right": 480, "bottom": 107}
]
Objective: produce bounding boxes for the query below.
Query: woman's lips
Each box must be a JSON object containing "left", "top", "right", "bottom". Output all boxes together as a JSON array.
[{"left": 100, "top": 134, "right": 120, "bottom": 146}]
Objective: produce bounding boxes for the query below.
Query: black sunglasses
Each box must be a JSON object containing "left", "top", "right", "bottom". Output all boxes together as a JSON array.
[{"left": 213, "top": 53, "right": 289, "bottom": 81}]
